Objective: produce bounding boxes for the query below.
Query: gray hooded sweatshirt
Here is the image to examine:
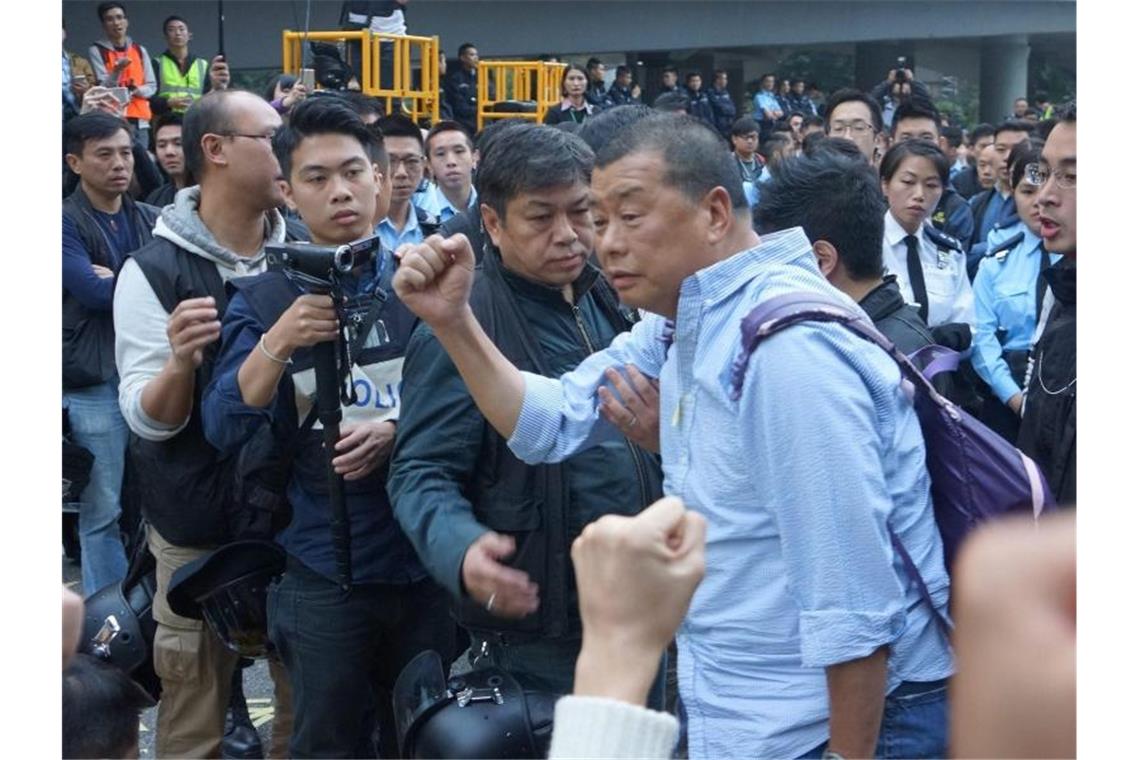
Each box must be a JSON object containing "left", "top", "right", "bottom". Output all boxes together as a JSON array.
[{"left": 114, "top": 187, "right": 286, "bottom": 441}]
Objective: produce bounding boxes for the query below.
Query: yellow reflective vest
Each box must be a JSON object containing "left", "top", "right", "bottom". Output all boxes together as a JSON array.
[{"left": 157, "top": 53, "right": 208, "bottom": 111}]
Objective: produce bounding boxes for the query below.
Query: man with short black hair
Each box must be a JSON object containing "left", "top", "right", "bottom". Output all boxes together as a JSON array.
[
  {"left": 444, "top": 43, "right": 492, "bottom": 136},
  {"left": 684, "top": 71, "right": 715, "bottom": 128},
  {"left": 89, "top": 2, "right": 157, "bottom": 142},
  {"left": 607, "top": 65, "right": 640, "bottom": 106},
  {"left": 145, "top": 111, "right": 188, "bottom": 206},
  {"left": 202, "top": 95, "right": 453, "bottom": 759},
  {"left": 393, "top": 113, "right": 952, "bottom": 759},
  {"left": 376, "top": 114, "right": 438, "bottom": 251},
  {"left": 585, "top": 57, "right": 614, "bottom": 111},
  {"left": 63, "top": 112, "right": 159, "bottom": 598},
  {"left": 658, "top": 65, "right": 682, "bottom": 99},
  {"left": 785, "top": 78, "right": 817, "bottom": 116},
  {"left": 751, "top": 73, "right": 783, "bottom": 131},
  {"left": 418, "top": 120, "right": 478, "bottom": 221},
  {"left": 63, "top": 654, "right": 156, "bottom": 759},
  {"left": 729, "top": 116, "right": 762, "bottom": 185},
  {"left": 152, "top": 15, "right": 229, "bottom": 115},
  {"left": 113, "top": 89, "right": 288, "bottom": 758},
  {"left": 389, "top": 123, "right": 663, "bottom": 699},
  {"left": 707, "top": 69, "right": 736, "bottom": 138},
  {"left": 1018, "top": 102, "right": 1076, "bottom": 504},
  {"left": 953, "top": 123, "right": 995, "bottom": 199},
  {"left": 755, "top": 149, "right": 939, "bottom": 357},
  {"left": 966, "top": 120, "right": 1033, "bottom": 261},
  {"left": 1010, "top": 96, "right": 1030, "bottom": 120},
  {"left": 940, "top": 125, "right": 967, "bottom": 177},
  {"left": 823, "top": 87, "right": 885, "bottom": 165}
]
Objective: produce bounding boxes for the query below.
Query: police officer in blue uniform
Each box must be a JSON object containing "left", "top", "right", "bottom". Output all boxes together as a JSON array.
[
  {"left": 707, "top": 69, "right": 737, "bottom": 138},
  {"left": 969, "top": 140, "right": 1060, "bottom": 442}
]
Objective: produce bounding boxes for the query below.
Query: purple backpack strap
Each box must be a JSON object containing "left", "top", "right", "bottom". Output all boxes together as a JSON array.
[
  {"left": 730, "top": 292, "right": 953, "bottom": 410},
  {"left": 908, "top": 344, "right": 962, "bottom": 382},
  {"left": 732, "top": 291, "right": 954, "bottom": 634}
]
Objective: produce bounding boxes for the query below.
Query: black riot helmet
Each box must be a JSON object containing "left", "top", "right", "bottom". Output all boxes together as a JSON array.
[
  {"left": 166, "top": 540, "right": 286, "bottom": 659},
  {"left": 80, "top": 533, "right": 162, "bottom": 701},
  {"left": 393, "top": 650, "right": 556, "bottom": 759}
]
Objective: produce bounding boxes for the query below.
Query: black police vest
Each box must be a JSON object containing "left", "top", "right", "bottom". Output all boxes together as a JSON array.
[
  {"left": 62, "top": 189, "right": 158, "bottom": 389},
  {"left": 455, "top": 250, "right": 639, "bottom": 641},
  {"left": 127, "top": 239, "right": 235, "bottom": 548}
]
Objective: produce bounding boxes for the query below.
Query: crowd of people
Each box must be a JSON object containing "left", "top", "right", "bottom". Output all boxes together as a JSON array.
[{"left": 62, "top": 2, "right": 1076, "bottom": 758}]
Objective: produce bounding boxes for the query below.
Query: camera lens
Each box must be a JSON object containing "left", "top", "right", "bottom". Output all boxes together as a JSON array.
[{"left": 333, "top": 245, "right": 355, "bottom": 273}]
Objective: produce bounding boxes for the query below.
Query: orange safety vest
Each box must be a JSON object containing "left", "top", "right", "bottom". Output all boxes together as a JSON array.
[{"left": 99, "top": 43, "right": 152, "bottom": 122}]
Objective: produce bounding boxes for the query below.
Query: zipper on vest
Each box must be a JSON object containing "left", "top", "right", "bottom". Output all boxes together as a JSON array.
[{"left": 571, "top": 303, "right": 652, "bottom": 510}]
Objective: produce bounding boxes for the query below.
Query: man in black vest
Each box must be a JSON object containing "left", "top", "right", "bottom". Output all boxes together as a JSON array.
[
  {"left": 200, "top": 94, "right": 453, "bottom": 759},
  {"left": 63, "top": 112, "right": 158, "bottom": 598},
  {"left": 388, "top": 123, "right": 665, "bottom": 699},
  {"left": 754, "top": 143, "right": 948, "bottom": 368},
  {"left": 113, "top": 89, "right": 288, "bottom": 758}
]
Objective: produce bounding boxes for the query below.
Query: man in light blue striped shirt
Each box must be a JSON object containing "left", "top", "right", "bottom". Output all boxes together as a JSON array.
[{"left": 392, "top": 115, "right": 953, "bottom": 760}]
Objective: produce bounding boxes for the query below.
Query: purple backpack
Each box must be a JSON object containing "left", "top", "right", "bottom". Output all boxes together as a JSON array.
[{"left": 729, "top": 293, "right": 1054, "bottom": 626}]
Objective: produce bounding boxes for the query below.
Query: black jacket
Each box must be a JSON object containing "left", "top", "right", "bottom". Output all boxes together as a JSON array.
[
  {"left": 859, "top": 277, "right": 953, "bottom": 398},
  {"left": 858, "top": 276, "right": 936, "bottom": 357},
  {"left": 607, "top": 83, "right": 638, "bottom": 107},
  {"left": 952, "top": 165, "right": 983, "bottom": 201},
  {"left": 707, "top": 86, "right": 736, "bottom": 136},
  {"left": 388, "top": 250, "right": 663, "bottom": 641},
  {"left": 444, "top": 66, "right": 491, "bottom": 135},
  {"left": 62, "top": 188, "right": 158, "bottom": 389},
  {"left": 585, "top": 81, "right": 613, "bottom": 111},
  {"left": 686, "top": 87, "right": 715, "bottom": 127},
  {"left": 1017, "top": 260, "right": 1076, "bottom": 505}
]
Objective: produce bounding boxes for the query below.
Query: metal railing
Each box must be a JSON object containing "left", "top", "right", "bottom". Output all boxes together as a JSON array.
[
  {"left": 476, "top": 60, "right": 567, "bottom": 131},
  {"left": 281, "top": 30, "right": 440, "bottom": 124}
]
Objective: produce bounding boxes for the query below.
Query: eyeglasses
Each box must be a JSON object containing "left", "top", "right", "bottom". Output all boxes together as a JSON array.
[
  {"left": 830, "top": 120, "right": 873, "bottom": 136},
  {"left": 217, "top": 132, "right": 276, "bottom": 143},
  {"left": 389, "top": 155, "right": 425, "bottom": 170},
  {"left": 1025, "top": 162, "right": 1076, "bottom": 190}
]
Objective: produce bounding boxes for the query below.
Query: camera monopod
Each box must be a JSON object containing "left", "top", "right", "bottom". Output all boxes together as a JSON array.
[{"left": 265, "top": 236, "right": 380, "bottom": 591}]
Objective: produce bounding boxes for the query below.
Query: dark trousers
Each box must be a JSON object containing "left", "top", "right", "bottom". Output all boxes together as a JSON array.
[
  {"left": 795, "top": 680, "right": 949, "bottom": 759},
  {"left": 268, "top": 561, "right": 454, "bottom": 758}
]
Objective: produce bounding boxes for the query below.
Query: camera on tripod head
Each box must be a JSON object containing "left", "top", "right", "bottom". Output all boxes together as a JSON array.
[{"left": 265, "top": 237, "right": 380, "bottom": 293}]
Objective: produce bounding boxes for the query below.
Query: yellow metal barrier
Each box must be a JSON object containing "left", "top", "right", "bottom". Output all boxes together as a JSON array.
[
  {"left": 476, "top": 61, "right": 567, "bottom": 131},
  {"left": 281, "top": 30, "right": 439, "bottom": 124}
]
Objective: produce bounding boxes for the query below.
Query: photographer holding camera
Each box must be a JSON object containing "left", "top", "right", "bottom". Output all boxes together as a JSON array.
[
  {"left": 869, "top": 60, "right": 934, "bottom": 131},
  {"left": 200, "top": 96, "right": 453, "bottom": 758}
]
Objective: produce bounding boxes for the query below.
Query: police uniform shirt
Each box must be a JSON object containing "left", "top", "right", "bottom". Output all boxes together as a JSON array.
[
  {"left": 881, "top": 210, "right": 974, "bottom": 328},
  {"left": 969, "top": 223, "right": 1062, "bottom": 403},
  {"left": 414, "top": 183, "right": 478, "bottom": 223}
]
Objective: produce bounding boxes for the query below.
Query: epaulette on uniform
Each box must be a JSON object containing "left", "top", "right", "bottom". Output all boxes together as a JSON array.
[
  {"left": 923, "top": 224, "right": 963, "bottom": 253},
  {"left": 985, "top": 230, "right": 1025, "bottom": 263}
]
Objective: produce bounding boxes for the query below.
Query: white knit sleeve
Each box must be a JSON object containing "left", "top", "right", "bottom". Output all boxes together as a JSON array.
[{"left": 548, "top": 696, "right": 679, "bottom": 759}]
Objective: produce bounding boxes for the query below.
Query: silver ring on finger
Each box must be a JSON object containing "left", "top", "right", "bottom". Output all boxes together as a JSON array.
[
  {"left": 624, "top": 414, "right": 638, "bottom": 431},
  {"left": 485, "top": 592, "right": 496, "bottom": 612}
]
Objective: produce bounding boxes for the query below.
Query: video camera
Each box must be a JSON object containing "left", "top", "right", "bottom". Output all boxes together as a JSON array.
[
  {"left": 893, "top": 56, "right": 909, "bottom": 85},
  {"left": 265, "top": 236, "right": 379, "bottom": 292}
]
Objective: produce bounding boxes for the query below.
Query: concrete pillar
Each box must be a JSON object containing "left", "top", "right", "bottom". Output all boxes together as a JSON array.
[{"left": 979, "top": 35, "right": 1030, "bottom": 124}]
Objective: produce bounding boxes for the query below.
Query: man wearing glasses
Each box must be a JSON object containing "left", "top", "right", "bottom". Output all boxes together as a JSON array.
[
  {"left": 822, "top": 88, "right": 887, "bottom": 166},
  {"left": 375, "top": 114, "right": 439, "bottom": 250},
  {"left": 1017, "top": 103, "right": 1077, "bottom": 505},
  {"left": 113, "top": 89, "right": 289, "bottom": 757}
]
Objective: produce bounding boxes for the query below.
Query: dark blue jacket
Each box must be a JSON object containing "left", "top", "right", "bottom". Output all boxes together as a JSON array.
[
  {"left": 686, "top": 87, "right": 715, "bottom": 127},
  {"left": 585, "top": 81, "right": 613, "bottom": 111},
  {"left": 444, "top": 66, "right": 492, "bottom": 135},
  {"left": 607, "top": 83, "right": 638, "bottom": 107},
  {"left": 707, "top": 86, "right": 736, "bottom": 136},
  {"left": 202, "top": 256, "right": 425, "bottom": 585}
]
